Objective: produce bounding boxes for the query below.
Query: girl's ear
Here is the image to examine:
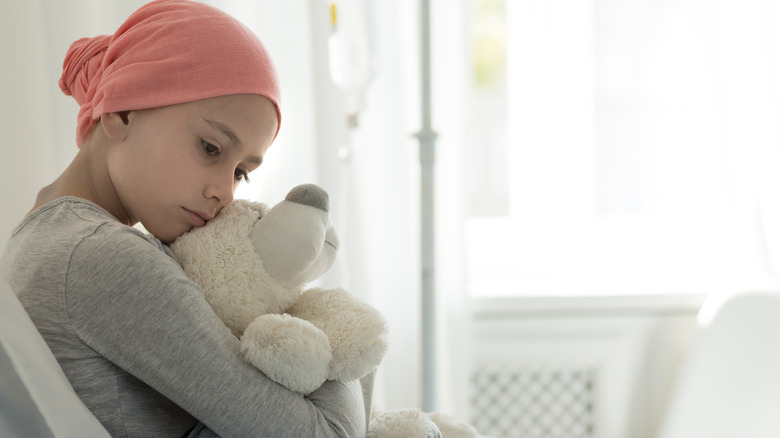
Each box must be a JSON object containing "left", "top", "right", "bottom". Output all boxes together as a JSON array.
[{"left": 100, "top": 111, "right": 132, "bottom": 141}]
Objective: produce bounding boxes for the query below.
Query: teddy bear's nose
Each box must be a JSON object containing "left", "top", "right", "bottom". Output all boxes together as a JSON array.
[{"left": 285, "top": 184, "right": 329, "bottom": 212}]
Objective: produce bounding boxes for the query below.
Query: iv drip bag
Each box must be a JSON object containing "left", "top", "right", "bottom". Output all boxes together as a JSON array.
[{"left": 328, "top": 0, "right": 378, "bottom": 113}]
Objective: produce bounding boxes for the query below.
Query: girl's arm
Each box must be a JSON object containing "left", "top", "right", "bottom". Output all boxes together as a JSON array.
[{"left": 66, "top": 229, "right": 372, "bottom": 438}]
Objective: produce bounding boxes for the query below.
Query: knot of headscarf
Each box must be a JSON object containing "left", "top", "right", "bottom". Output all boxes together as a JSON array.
[
  {"left": 59, "top": 0, "right": 281, "bottom": 147},
  {"left": 59, "top": 35, "right": 111, "bottom": 146}
]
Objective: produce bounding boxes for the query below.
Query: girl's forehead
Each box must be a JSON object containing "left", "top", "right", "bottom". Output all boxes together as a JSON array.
[{"left": 193, "top": 95, "right": 279, "bottom": 152}]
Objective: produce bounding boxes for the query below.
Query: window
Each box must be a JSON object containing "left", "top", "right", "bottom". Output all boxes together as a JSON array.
[{"left": 460, "top": 0, "right": 780, "bottom": 297}]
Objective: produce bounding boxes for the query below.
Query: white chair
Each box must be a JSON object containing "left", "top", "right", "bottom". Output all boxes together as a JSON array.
[
  {"left": 0, "top": 278, "right": 110, "bottom": 438},
  {"left": 657, "top": 290, "right": 780, "bottom": 438}
]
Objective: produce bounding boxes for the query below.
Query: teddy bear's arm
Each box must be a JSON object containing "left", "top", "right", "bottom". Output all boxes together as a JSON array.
[{"left": 288, "top": 287, "right": 389, "bottom": 383}]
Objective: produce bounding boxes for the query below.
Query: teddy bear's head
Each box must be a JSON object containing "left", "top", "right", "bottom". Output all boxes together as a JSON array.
[{"left": 169, "top": 184, "right": 338, "bottom": 337}]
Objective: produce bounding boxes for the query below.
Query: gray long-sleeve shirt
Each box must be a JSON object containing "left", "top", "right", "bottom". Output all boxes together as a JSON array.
[{"left": 0, "top": 197, "right": 373, "bottom": 438}]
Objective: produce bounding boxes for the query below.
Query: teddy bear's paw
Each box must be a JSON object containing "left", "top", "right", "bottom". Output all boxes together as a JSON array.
[
  {"left": 240, "top": 314, "right": 332, "bottom": 395},
  {"left": 288, "top": 287, "right": 389, "bottom": 382},
  {"left": 367, "top": 408, "right": 441, "bottom": 438}
]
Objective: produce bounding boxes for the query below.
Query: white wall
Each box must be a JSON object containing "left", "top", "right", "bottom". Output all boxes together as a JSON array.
[{"left": 1, "top": 1, "right": 60, "bottom": 255}]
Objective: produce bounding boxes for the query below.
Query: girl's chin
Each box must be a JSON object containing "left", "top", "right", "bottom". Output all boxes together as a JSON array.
[{"left": 146, "top": 226, "right": 187, "bottom": 245}]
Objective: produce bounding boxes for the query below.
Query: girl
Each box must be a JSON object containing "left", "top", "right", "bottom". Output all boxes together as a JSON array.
[{"left": 0, "top": 1, "right": 373, "bottom": 437}]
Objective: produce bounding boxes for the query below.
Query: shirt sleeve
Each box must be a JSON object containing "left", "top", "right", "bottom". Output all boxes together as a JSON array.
[{"left": 64, "top": 224, "right": 371, "bottom": 438}]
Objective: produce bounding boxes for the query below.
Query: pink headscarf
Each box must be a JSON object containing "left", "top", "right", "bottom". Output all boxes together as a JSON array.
[{"left": 59, "top": 0, "right": 281, "bottom": 147}]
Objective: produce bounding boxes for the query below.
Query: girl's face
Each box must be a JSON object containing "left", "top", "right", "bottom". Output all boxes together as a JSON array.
[{"left": 106, "top": 94, "right": 278, "bottom": 243}]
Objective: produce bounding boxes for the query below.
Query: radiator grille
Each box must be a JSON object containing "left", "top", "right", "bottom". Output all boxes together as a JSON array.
[{"left": 469, "top": 367, "right": 596, "bottom": 438}]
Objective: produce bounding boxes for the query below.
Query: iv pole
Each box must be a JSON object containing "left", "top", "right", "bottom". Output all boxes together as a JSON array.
[
  {"left": 416, "top": 0, "right": 438, "bottom": 413},
  {"left": 328, "top": 0, "right": 437, "bottom": 412}
]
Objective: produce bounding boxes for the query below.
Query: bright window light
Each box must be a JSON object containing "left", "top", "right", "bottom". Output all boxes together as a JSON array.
[{"left": 461, "top": 0, "right": 780, "bottom": 297}]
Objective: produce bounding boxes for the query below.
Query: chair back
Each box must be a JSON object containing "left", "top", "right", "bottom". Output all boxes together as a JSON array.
[{"left": 658, "top": 291, "right": 780, "bottom": 438}]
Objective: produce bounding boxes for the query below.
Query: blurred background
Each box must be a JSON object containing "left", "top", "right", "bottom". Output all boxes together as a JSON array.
[{"left": 4, "top": 1, "right": 780, "bottom": 437}]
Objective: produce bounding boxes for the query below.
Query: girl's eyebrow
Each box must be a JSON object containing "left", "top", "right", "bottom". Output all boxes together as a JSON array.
[
  {"left": 204, "top": 118, "right": 240, "bottom": 146},
  {"left": 203, "top": 117, "right": 262, "bottom": 165}
]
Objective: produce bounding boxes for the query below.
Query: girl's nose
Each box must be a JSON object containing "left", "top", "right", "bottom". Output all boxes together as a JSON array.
[{"left": 204, "top": 174, "right": 235, "bottom": 206}]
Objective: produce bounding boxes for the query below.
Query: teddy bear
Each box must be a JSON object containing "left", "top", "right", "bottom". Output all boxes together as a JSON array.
[
  {"left": 169, "top": 183, "right": 387, "bottom": 395},
  {"left": 169, "top": 183, "right": 480, "bottom": 437}
]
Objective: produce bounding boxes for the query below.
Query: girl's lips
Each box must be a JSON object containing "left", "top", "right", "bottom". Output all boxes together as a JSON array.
[{"left": 183, "top": 208, "right": 210, "bottom": 227}]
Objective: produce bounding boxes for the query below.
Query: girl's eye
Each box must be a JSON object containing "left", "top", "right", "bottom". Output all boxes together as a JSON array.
[
  {"left": 235, "top": 168, "right": 250, "bottom": 184},
  {"left": 201, "top": 140, "right": 220, "bottom": 156}
]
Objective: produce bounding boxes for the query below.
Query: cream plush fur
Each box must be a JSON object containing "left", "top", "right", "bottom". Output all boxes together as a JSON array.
[
  {"left": 368, "top": 408, "right": 480, "bottom": 438},
  {"left": 170, "top": 184, "right": 480, "bottom": 437},
  {"left": 170, "top": 184, "right": 388, "bottom": 395}
]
